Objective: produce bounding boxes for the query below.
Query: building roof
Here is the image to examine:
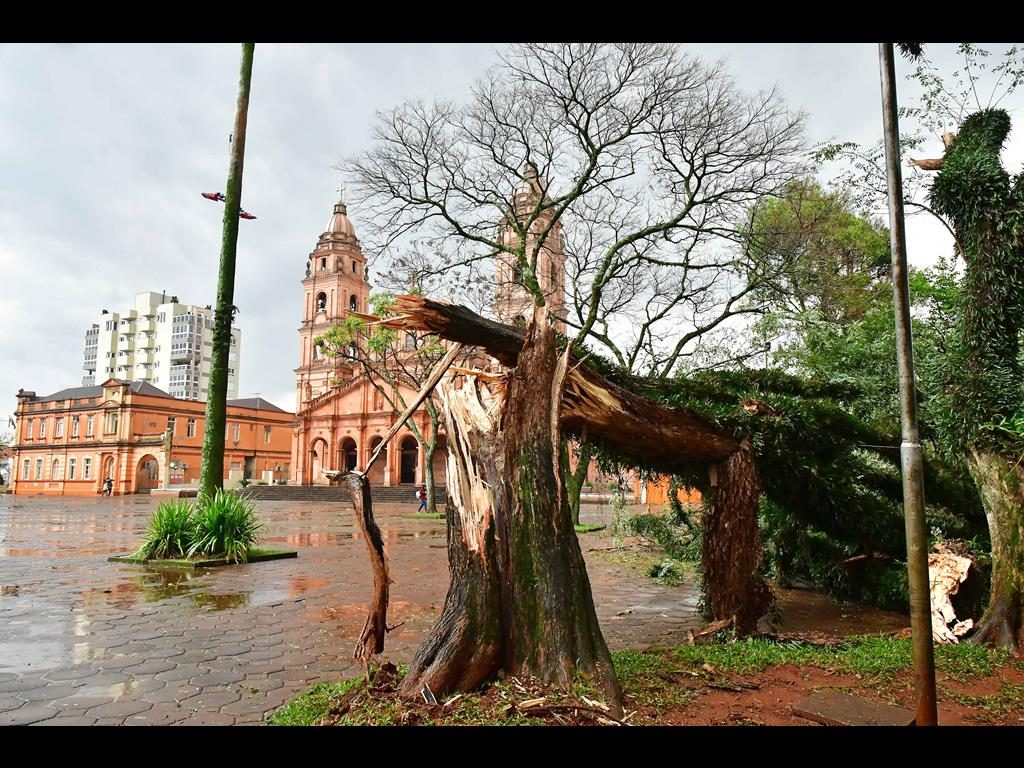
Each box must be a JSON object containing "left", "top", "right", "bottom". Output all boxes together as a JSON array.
[
  {"left": 323, "top": 201, "right": 356, "bottom": 239},
  {"left": 31, "top": 380, "right": 171, "bottom": 403},
  {"left": 227, "top": 396, "right": 288, "bottom": 413}
]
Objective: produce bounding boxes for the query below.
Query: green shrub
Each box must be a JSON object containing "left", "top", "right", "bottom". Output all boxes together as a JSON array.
[
  {"left": 136, "top": 499, "right": 195, "bottom": 560},
  {"left": 188, "top": 489, "right": 264, "bottom": 563}
]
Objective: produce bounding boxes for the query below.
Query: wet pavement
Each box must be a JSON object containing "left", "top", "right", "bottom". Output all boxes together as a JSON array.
[{"left": 0, "top": 495, "right": 906, "bottom": 725}]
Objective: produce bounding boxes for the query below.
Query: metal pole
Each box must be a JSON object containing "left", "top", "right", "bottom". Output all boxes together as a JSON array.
[{"left": 878, "top": 42, "right": 938, "bottom": 726}]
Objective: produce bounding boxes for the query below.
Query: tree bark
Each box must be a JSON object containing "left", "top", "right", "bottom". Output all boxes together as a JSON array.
[
  {"left": 341, "top": 472, "right": 390, "bottom": 662},
  {"left": 199, "top": 43, "right": 254, "bottom": 497},
  {"left": 702, "top": 439, "right": 773, "bottom": 636},
  {"left": 967, "top": 447, "right": 1024, "bottom": 650},
  {"left": 400, "top": 307, "right": 623, "bottom": 714},
  {"left": 563, "top": 440, "right": 594, "bottom": 527},
  {"left": 423, "top": 431, "right": 438, "bottom": 514}
]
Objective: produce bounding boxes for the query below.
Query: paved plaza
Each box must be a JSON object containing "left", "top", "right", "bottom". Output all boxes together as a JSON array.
[
  {"left": 0, "top": 495, "right": 906, "bottom": 726},
  {"left": 0, "top": 495, "right": 710, "bottom": 725}
]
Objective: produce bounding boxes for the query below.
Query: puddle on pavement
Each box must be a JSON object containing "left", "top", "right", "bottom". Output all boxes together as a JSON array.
[
  {"left": 190, "top": 592, "right": 248, "bottom": 610},
  {"left": 771, "top": 586, "right": 909, "bottom": 635}
]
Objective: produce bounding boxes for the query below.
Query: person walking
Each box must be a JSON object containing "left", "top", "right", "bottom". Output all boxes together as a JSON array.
[
  {"left": 416, "top": 484, "right": 428, "bottom": 513},
  {"left": 102, "top": 476, "right": 114, "bottom": 496}
]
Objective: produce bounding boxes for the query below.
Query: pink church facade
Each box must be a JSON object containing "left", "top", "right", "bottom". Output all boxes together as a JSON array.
[{"left": 291, "top": 175, "right": 568, "bottom": 488}]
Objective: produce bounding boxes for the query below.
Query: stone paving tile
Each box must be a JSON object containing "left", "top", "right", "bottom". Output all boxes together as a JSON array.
[
  {"left": 18, "top": 684, "right": 86, "bottom": 702},
  {"left": 178, "top": 689, "right": 242, "bottom": 710},
  {"left": 37, "top": 715, "right": 99, "bottom": 726},
  {"left": 42, "top": 667, "right": 99, "bottom": 683},
  {"left": 176, "top": 710, "right": 236, "bottom": 725},
  {"left": 52, "top": 695, "right": 116, "bottom": 711},
  {"left": 85, "top": 700, "right": 154, "bottom": 719},
  {"left": 124, "top": 704, "right": 191, "bottom": 725},
  {"left": 0, "top": 703, "right": 59, "bottom": 725}
]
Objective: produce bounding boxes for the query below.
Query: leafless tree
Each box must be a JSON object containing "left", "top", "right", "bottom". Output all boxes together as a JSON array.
[{"left": 341, "top": 43, "right": 806, "bottom": 713}]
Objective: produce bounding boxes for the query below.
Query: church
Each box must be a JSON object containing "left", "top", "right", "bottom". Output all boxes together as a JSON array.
[{"left": 290, "top": 170, "right": 566, "bottom": 489}]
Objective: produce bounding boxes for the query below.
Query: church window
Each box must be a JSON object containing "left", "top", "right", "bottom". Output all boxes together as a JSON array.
[
  {"left": 352, "top": 261, "right": 357, "bottom": 273},
  {"left": 320, "top": 257, "right": 327, "bottom": 270},
  {"left": 349, "top": 295, "right": 358, "bottom": 312},
  {"left": 316, "top": 292, "right": 327, "bottom": 312}
]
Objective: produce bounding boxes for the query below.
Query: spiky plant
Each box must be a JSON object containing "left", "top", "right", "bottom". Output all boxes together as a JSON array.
[
  {"left": 136, "top": 499, "right": 195, "bottom": 560},
  {"left": 188, "top": 489, "right": 264, "bottom": 563}
]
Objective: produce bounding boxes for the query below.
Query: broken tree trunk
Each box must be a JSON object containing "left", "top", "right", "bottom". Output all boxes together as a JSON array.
[
  {"left": 703, "top": 439, "right": 773, "bottom": 636},
  {"left": 341, "top": 472, "right": 389, "bottom": 663},
  {"left": 400, "top": 305, "right": 624, "bottom": 714},
  {"left": 385, "top": 296, "right": 771, "bottom": 638}
]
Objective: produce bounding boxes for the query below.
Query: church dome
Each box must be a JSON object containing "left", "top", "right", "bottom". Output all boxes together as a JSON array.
[{"left": 324, "top": 201, "right": 356, "bottom": 238}]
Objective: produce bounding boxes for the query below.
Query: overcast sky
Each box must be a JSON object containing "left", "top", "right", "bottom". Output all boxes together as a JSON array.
[{"left": 2, "top": 43, "right": 1021, "bottom": 424}]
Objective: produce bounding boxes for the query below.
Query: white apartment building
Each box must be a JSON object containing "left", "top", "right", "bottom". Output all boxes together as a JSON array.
[{"left": 82, "top": 291, "right": 241, "bottom": 401}]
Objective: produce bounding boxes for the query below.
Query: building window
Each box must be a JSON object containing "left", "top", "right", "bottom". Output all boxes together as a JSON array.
[
  {"left": 349, "top": 295, "right": 358, "bottom": 312},
  {"left": 187, "top": 419, "right": 196, "bottom": 437},
  {"left": 22, "top": 459, "right": 30, "bottom": 480},
  {"left": 320, "top": 257, "right": 327, "bottom": 270},
  {"left": 167, "top": 417, "right": 175, "bottom": 435},
  {"left": 55, "top": 417, "right": 64, "bottom": 438},
  {"left": 264, "top": 426, "right": 272, "bottom": 444},
  {"left": 352, "top": 260, "right": 357, "bottom": 273},
  {"left": 84, "top": 458, "right": 92, "bottom": 480},
  {"left": 68, "top": 458, "right": 77, "bottom": 480},
  {"left": 52, "top": 459, "right": 61, "bottom": 480},
  {"left": 316, "top": 292, "right": 327, "bottom": 312},
  {"left": 231, "top": 423, "right": 240, "bottom": 442},
  {"left": 35, "top": 458, "right": 43, "bottom": 480},
  {"left": 26, "top": 418, "right": 33, "bottom": 439},
  {"left": 104, "top": 411, "right": 119, "bottom": 434},
  {"left": 39, "top": 418, "right": 47, "bottom": 439},
  {"left": 86, "top": 415, "right": 95, "bottom": 437},
  {"left": 404, "top": 333, "right": 416, "bottom": 351},
  {"left": 71, "top": 416, "right": 80, "bottom": 438}
]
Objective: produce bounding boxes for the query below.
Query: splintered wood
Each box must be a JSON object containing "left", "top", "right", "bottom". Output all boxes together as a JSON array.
[{"left": 439, "top": 373, "right": 503, "bottom": 554}]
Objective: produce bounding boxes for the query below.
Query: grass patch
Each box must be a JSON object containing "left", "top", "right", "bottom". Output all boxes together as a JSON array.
[
  {"left": 946, "top": 680, "right": 1024, "bottom": 721},
  {"left": 268, "top": 679, "right": 363, "bottom": 725},
  {"left": 612, "top": 649, "right": 693, "bottom": 709},
  {"left": 574, "top": 524, "right": 606, "bottom": 533},
  {"left": 672, "top": 636, "right": 1010, "bottom": 680}
]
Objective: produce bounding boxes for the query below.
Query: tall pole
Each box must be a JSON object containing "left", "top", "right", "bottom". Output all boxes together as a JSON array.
[
  {"left": 878, "top": 42, "right": 938, "bottom": 726},
  {"left": 199, "top": 43, "right": 255, "bottom": 498}
]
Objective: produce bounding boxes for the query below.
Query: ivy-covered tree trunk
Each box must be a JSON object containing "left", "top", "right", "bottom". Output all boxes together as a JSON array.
[
  {"left": 967, "top": 448, "right": 1024, "bottom": 648},
  {"left": 926, "top": 109, "right": 1024, "bottom": 650},
  {"left": 702, "top": 439, "right": 773, "bottom": 636},
  {"left": 400, "top": 308, "right": 622, "bottom": 713},
  {"left": 198, "top": 43, "right": 254, "bottom": 498}
]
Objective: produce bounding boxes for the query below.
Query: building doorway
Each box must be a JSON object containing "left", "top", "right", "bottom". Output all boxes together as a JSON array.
[
  {"left": 135, "top": 454, "right": 159, "bottom": 493},
  {"left": 309, "top": 438, "right": 328, "bottom": 485},
  {"left": 340, "top": 437, "right": 358, "bottom": 472},
  {"left": 400, "top": 436, "right": 418, "bottom": 484}
]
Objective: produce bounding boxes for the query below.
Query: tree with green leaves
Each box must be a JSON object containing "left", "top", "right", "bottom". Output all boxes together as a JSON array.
[
  {"left": 920, "top": 108, "right": 1024, "bottom": 648},
  {"left": 199, "top": 43, "right": 254, "bottom": 499},
  {"left": 821, "top": 44, "right": 1024, "bottom": 648},
  {"left": 316, "top": 291, "right": 467, "bottom": 513}
]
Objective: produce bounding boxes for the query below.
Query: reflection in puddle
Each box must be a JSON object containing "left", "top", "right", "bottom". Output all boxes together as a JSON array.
[{"left": 190, "top": 592, "right": 249, "bottom": 611}]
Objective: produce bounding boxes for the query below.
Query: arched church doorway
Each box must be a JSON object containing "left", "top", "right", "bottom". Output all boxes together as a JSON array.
[
  {"left": 309, "top": 438, "right": 328, "bottom": 485},
  {"left": 340, "top": 437, "right": 358, "bottom": 472},
  {"left": 400, "top": 436, "right": 418, "bottom": 484}
]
